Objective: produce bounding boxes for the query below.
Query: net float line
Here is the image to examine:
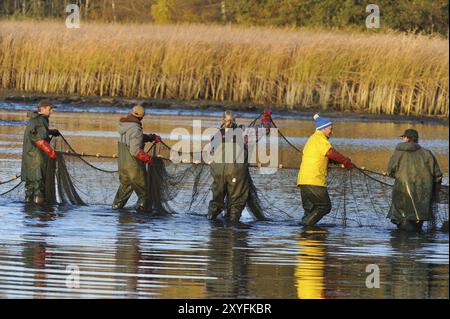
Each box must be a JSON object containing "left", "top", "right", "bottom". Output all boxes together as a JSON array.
[{"left": 0, "top": 174, "right": 21, "bottom": 185}]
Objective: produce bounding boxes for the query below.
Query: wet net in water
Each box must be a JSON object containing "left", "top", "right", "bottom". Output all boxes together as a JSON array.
[{"left": 1, "top": 116, "right": 448, "bottom": 231}]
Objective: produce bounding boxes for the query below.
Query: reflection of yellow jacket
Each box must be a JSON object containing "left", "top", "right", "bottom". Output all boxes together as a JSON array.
[
  {"left": 297, "top": 130, "right": 332, "bottom": 187},
  {"left": 295, "top": 238, "right": 325, "bottom": 299}
]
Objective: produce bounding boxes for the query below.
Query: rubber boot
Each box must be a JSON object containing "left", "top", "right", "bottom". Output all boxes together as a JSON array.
[
  {"left": 24, "top": 181, "right": 35, "bottom": 203},
  {"left": 135, "top": 205, "right": 147, "bottom": 213},
  {"left": 301, "top": 212, "right": 327, "bottom": 227},
  {"left": 208, "top": 201, "right": 223, "bottom": 220},
  {"left": 228, "top": 207, "right": 243, "bottom": 224},
  {"left": 397, "top": 220, "right": 423, "bottom": 233},
  {"left": 34, "top": 196, "right": 45, "bottom": 204},
  {"left": 208, "top": 210, "right": 222, "bottom": 220},
  {"left": 441, "top": 220, "right": 449, "bottom": 232},
  {"left": 135, "top": 196, "right": 149, "bottom": 213},
  {"left": 113, "top": 183, "right": 133, "bottom": 210}
]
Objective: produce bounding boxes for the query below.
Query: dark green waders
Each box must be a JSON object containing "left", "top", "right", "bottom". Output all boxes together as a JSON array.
[
  {"left": 21, "top": 112, "right": 51, "bottom": 202},
  {"left": 25, "top": 181, "right": 45, "bottom": 200},
  {"left": 299, "top": 185, "right": 332, "bottom": 226},
  {"left": 24, "top": 155, "right": 57, "bottom": 203},
  {"left": 208, "top": 162, "right": 250, "bottom": 223},
  {"left": 112, "top": 142, "right": 149, "bottom": 211}
]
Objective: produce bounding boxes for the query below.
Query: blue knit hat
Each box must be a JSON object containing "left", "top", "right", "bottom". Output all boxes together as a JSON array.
[{"left": 313, "top": 114, "right": 332, "bottom": 130}]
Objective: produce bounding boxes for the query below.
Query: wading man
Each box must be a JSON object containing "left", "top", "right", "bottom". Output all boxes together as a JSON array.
[
  {"left": 112, "top": 105, "right": 161, "bottom": 212},
  {"left": 297, "top": 114, "right": 353, "bottom": 226},
  {"left": 21, "top": 100, "right": 60, "bottom": 204},
  {"left": 387, "top": 129, "right": 442, "bottom": 232},
  {"left": 207, "top": 111, "right": 250, "bottom": 223}
]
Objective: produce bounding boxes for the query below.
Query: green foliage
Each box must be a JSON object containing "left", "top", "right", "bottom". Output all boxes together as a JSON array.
[
  {"left": 151, "top": 0, "right": 175, "bottom": 24},
  {"left": 0, "top": 0, "right": 448, "bottom": 35},
  {"left": 225, "top": 0, "right": 448, "bottom": 34}
]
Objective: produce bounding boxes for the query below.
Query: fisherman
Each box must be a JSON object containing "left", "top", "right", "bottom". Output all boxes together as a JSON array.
[
  {"left": 387, "top": 129, "right": 442, "bottom": 232},
  {"left": 21, "top": 100, "right": 60, "bottom": 204},
  {"left": 112, "top": 105, "right": 161, "bottom": 212},
  {"left": 207, "top": 111, "right": 251, "bottom": 223},
  {"left": 297, "top": 114, "right": 353, "bottom": 226}
]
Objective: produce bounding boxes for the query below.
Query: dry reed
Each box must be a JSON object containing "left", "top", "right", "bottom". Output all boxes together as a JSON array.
[{"left": 0, "top": 21, "right": 448, "bottom": 116}]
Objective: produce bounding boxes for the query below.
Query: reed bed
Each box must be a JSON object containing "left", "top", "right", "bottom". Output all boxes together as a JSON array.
[{"left": 0, "top": 21, "right": 448, "bottom": 116}]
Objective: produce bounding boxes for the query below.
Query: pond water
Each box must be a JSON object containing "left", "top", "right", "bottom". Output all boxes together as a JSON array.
[{"left": 0, "top": 102, "right": 448, "bottom": 299}]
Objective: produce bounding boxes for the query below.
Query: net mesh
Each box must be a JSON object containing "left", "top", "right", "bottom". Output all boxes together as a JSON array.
[{"left": 1, "top": 115, "right": 448, "bottom": 231}]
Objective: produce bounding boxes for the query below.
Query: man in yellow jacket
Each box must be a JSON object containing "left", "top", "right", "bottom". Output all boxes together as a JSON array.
[{"left": 297, "top": 114, "right": 353, "bottom": 226}]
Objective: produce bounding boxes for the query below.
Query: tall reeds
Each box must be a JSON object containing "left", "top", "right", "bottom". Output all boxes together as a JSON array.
[{"left": 0, "top": 21, "right": 448, "bottom": 116}]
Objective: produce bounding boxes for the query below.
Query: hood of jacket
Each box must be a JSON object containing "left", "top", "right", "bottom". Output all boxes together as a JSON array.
[
  {"left": 27, "top": 111, "right": 47, "bottom": 120},
  {"left": 120, "top": 114, "right": 142, "bottom": 125},
  {"left": 118, "top": 121, "right": 141, "bottom": 135},
  {"left": 118, "top": 115, "right": 142, "bottom": 134},
  {"left": 395, "top": 142, "right": 421, "bottom": 152},
  {"left": 27, "top": 111, "right": 49, "bottom": 126}
]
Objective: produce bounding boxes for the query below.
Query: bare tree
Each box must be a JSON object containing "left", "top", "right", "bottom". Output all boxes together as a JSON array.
[{"left": 111, "top": 0, "right": 116, "bottom": 23}]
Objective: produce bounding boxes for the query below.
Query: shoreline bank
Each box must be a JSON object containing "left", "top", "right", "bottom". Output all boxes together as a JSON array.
[{"left": 1, "top": 90, "right": 448, "bottom": 125}]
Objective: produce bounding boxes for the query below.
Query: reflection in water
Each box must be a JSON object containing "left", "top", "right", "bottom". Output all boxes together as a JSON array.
[
  {"left": 0, "top": 205, "right": 447, "bottom": 298},
  {"left": 295, "top": 229, "right": 327, "bottom": 299},
  {"left": 206, "top": 221, "right": 250, "bottom": 298},
  {"left": 115, "top": 212, "right": 142, "bottom": 297},
  {"left": 387, "top": 231, "right": 449, "bottom": 299},
  {"left": 21, "top": 204, "right": 56, "bottom": 299},
  {"left": 0, "top": 105, "right": 448, "bottom": 298},
  {"left": 23, "top": 203, "right": 58, "bottom": 221}
]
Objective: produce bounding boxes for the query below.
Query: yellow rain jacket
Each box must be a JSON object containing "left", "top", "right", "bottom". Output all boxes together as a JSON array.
[{"left": 297, "top": 130, "right": 332, "bottom": 187}]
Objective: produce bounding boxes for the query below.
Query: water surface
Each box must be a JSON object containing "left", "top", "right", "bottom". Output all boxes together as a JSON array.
[{"left": 0, "top": 103, "right": 448, "bottom": 299}]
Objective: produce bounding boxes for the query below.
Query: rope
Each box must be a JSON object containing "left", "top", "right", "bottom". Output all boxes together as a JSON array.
[
  {"left": 267, "top": 117, "right": 399, "bottom": 189},
  {"left": 270, "top": 118, "right": 303, "bottom": 154},
  {"left": 248, "top": 111, "right": 263, "bottom": 128},
  {"left": 0, "top": 181, "right": 23, "bottom": 196},
  {"left": 160, "top": 140, "right": 203, "bottom": 157},
  {"left": 55, "top": 117, "right": 443, "bottom": 193},
  {"left": 58, "top": 135, "right": 118, "bottom": 173},
  {"left": 353, "top": 164, "right": 393, "bottom": 187},
  {"left": 0, "top": 175, "right": 21, "bottom": 185},
  {"left": 58, "top": 151, "right": 118, "bottom": 173},
  {"left": 361, "top": 169, "right": 385, "bottom": 216},
  {"left": 158, "top": 112, "right": 264, "bottom": 159}
]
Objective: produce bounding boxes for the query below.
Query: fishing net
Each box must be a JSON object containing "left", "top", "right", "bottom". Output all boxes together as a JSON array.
[{"left": 0, "top": 113, "right": 448, "bottom": 231}]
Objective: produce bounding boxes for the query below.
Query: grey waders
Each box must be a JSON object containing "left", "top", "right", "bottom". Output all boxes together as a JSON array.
[{"left": 112, "top": 142, "right": 149, "bottom": 211}]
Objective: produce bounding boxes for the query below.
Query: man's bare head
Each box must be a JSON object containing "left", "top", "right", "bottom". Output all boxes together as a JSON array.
[
  {"left": 38, "top": 100, "right": 55, "bottom": 117},
  {"left": 222, "top": 111, "right": 236, "bottom": 128}
]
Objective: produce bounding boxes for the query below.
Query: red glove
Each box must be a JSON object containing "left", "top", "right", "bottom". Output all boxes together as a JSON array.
[
  {"left": 261, "top": 107, "right": 272, "bottom": 128},
  {"left": 143, "top": 134, "right": 161, "bottom": 144},
  {"left": 326, "top": 148, "right": 353, "bottom": 169},
  {"left": 135, "top": 150, "right": 153, "bottom": 165},
  {"left": 35, "top": 140, "right": 57, "bottom": 160}
]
